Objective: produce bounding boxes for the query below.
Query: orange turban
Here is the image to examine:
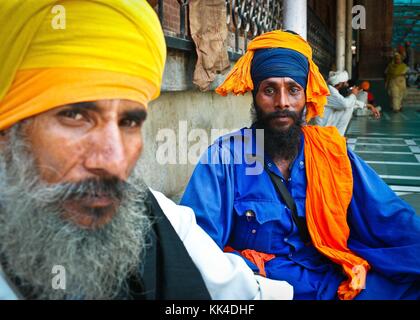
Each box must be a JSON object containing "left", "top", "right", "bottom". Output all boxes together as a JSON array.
[
  {"left": 215, "top": 30, "right": 329, "bottom": 122},
  {"left": 0, "top": 0, "right": 166, "bottom": 131},
  {"left": 360, "top": 81, "right": 370, "bottom": 91}
]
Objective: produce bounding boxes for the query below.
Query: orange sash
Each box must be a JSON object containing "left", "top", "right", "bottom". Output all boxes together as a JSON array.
[
  {"left": 302, "top": 126, "right": 370, "bottom": 300},
  {"left": 224, "top": 246, "right": 275, "bottom": 277}
]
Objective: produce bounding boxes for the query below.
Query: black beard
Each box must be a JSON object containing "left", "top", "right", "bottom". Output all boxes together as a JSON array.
[
  {"left": 338, "top": 86, "right": 350, "bottom": 96},
  {"left": 251, "top": 103, "right": 303, "bottom": 161}
]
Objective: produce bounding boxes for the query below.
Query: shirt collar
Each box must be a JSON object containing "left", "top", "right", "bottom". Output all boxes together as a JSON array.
[{"left": 243, "top": 125, "right": 305, "bottom": 178}]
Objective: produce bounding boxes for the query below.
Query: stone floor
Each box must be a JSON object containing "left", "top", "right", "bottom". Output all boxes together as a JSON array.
[{"left": 346, "top": 103, "right": 420, "bottom": 214}]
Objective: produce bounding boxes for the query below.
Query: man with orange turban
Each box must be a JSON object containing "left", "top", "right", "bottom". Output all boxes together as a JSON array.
[
  {"left": 181, "top": 30, "right": 420, "bottom": 300},
  {"left": 314, "top": 71, "right": 380, "bottom": 134},
  {"left": 354, "top": 81, "right": 382, "bottom": 117},
  {"left": 0, "top": 1, "right": 293, "bottom": 300}
]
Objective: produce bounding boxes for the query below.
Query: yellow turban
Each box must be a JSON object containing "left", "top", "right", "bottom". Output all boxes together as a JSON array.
[
  {"left": 215, "top": 30, "right": 329, "bottom": 122},
  {"left": 0, "top": 0, "right": 166, "bottom": 131}
]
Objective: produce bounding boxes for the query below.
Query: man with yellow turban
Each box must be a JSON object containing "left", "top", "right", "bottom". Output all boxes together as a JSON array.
[
  {"left": 0, "top": 1, "right": 293, "bottom": 300},
  {"left": 181, "top": 30, "right": 420, "bottom": 300}
]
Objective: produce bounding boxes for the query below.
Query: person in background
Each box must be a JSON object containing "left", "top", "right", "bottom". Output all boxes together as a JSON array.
[
  {"left": 385, "top": 53, "right": 409, "bottom": 113},
  {"left": 354, "top": 81, "right": 381, "bottom": 117},
  {"left": 314, "top": 71, "right": 379, "bottom": 135}
]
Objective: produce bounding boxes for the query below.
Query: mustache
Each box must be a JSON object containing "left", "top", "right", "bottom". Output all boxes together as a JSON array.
[
  {"left": 56, "top": 177, "right": 128, "bottom": 202},
  {"left": 262, "top": 109, "right": 300, "bottom": 123}
]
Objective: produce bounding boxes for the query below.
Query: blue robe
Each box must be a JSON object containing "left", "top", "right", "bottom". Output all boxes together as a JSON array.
[{"left": 181, "top": 127, "right": 420, "bottom": 300}]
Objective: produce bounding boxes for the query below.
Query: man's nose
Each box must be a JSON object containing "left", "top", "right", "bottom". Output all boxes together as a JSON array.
[
  {"left": 274, "top": 89, "right": 290, "bottom": 110},
  {"left": 84, "top": 123, "right": 128, "bottom": 180}
]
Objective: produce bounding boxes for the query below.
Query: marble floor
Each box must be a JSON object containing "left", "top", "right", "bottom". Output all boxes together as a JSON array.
[{"left": 346, "top": 105, "right": 420, "bottom": 214}]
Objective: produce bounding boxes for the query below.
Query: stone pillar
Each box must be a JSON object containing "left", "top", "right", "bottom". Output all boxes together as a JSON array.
[
  {"left": 283, "top": 0, "right": 307, "bottom": 39},
  {"left": 346, "top": 0, "right": 353, "bottom": 78},
  {"left": 336, "top": 0, "right": 346, "bottom": 71}
]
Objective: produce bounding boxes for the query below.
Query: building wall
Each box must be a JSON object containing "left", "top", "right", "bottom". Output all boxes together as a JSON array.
[
  {"left": 308, "top": 0, "right": 337, "bottom": 37},
  {"left": 356, "top": 0, "right": 394, "bottom": 79},
  {"left": 162, "top": 0, "right": 183, "bottom": 36},
  {"left": 148, "top": 0, "right": 187, "bottom": 38},
  {"left": 138, "top": 87, "right": 252, "bottom": 200},
  {"left": 307, "top": 4, "right": 336, "bottom": 78}
]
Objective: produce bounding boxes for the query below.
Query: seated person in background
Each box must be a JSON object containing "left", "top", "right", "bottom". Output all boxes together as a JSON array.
[
  {"left": 354, "top": 81, "right": 381, "bottom": 117},
  {"left": 313, "top": 71, "right": 378, "bottom": 136}
]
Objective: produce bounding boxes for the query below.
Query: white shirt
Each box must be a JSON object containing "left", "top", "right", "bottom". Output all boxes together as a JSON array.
[
  {"left": 314, "top": 85, "right": 364, "bottom": 127},
  {"left": 151, "top": 189, "right": 293, "bottom": 300},
  {"left": 356, "top": 91, "right": 368, "bottom": 104},
  {"left": 0, "top": 265, "right": 18, "bottom": 300}
]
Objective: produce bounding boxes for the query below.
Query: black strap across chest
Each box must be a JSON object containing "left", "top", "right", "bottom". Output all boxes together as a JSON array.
[{"left": 264, "top": 164, "right": 312, "bottom": 245}]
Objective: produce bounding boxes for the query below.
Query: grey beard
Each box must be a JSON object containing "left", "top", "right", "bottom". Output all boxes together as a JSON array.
[{"left": 0, "top": 125, "right": 152, "bottom": 300}]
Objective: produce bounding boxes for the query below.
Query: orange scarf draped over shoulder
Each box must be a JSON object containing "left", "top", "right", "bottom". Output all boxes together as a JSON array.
[{"left": 302, "top": 126, "right": 370, "bottom": 300}]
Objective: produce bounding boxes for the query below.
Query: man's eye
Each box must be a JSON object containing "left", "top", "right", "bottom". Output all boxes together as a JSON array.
[
  {"left": 59, "top": 110, "right": 84, "bottom": 120},
  {"left": 290, "top": 87, "right": 300, "bottom": 94},
  {"left": 120, "top": 118, "right": 141, "bottom": 128},
  {"left": 265, "top": 87, "right": 275, "bottom": 94}
]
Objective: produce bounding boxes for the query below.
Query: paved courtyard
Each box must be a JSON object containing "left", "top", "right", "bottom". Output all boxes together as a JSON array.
[{"left": 346, "top": 102, "right": 420, "bottom": 214}]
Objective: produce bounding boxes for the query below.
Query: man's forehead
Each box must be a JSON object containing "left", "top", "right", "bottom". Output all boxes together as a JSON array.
[
  {"left": 260, "top": 77, "right": 303, "bottom": 87},
  {"left": 79, "top": 99, "right": 146, "bottom": 111},
  {"left": 59, "top": 100, "right": 147, "bottom": 116}
]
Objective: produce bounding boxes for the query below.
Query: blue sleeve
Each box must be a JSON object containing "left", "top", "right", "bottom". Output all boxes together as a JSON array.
[
  {"left": 180, "top": 143, "right": 236, "bottom": 249},
  {"left": 347, "top": 149, "right": 420, "bottom": 282}
]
